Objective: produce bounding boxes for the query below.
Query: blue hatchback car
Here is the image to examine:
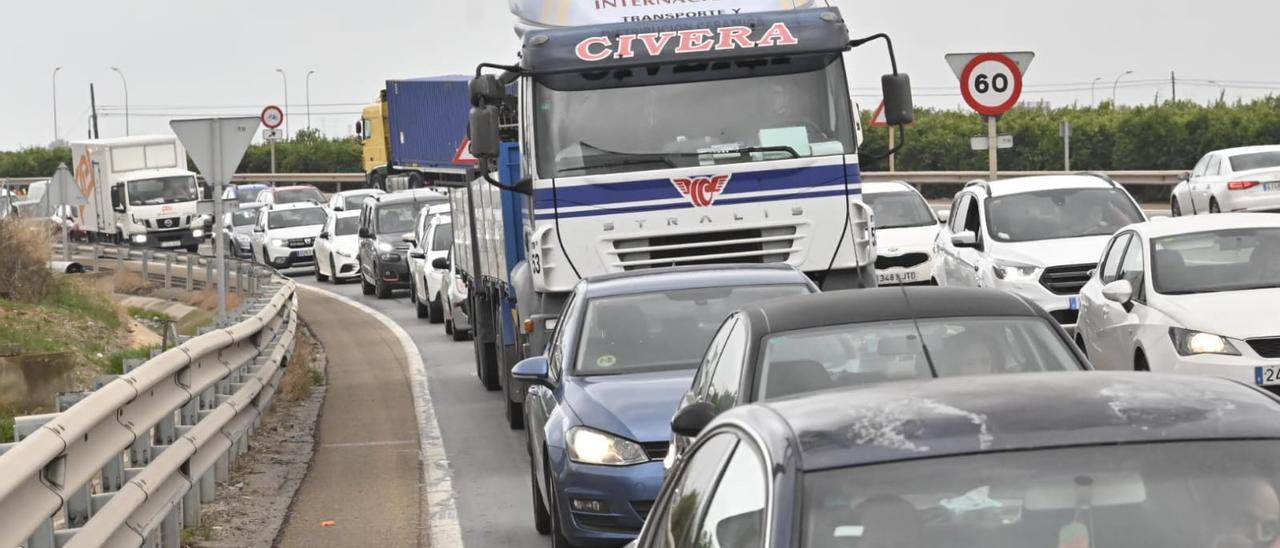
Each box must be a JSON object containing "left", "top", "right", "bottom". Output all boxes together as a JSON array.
[{"left": 512, "top": 264, "right": 817, "bottom": 547}]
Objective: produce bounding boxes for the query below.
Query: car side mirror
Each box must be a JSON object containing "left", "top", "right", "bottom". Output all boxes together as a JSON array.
[
  {"left": 671, "top": 401, "right": 718, "bottom": 439},
  {"left": 401, "top": 232, "right": 416, "bottom": 244},
  {"left": 431, "top": 257, "right": 450, "bottom": 270},
  {"left": 319, "top": 231, "right": 329, "bottom": 239},
  {"left": 468, "top": 106, "right": 501, "bottom": 161},
  {"left": 950, "top": 230, "right": 979, "bottom": 249},
  {"left": 1179, "top": 171, "right": 1191, "bottom": 182},
  {"left": 1102, "top": 279, "right": 1134, "bottom": 306},
  {"left": 511, "top": 356, "right": 552, "bottom": 388},
  {"left": 253, "top": 226, "right": 264, "bottom": 233},
  {"left": 881, "top": 73, "right": 915, "bottom": 126},
  {"left": 358, "top": 228, "right": 371, "bottom": 239},
  {"left": 110, "top": 185, "right": 125, "bottom": 212},
  {"left": 409, "top": 249, "right": 426, "bottom": 260},
  {"left": 936, "top": 209, "right": 951, "bottom": 224}
]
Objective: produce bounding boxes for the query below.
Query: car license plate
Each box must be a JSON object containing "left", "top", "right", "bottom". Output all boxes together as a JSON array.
[
  {"left": 1257, "top": 366, "right": 1280, "bottom": 386},
  {"left": 1265, "top": 182, "right": 1280, "bottom": 192},
  {"left": 1069, "top": 296, "right": 1080, "bottom": 311},
  {"left": 160, "top": 241, "right": 181, "bottom": 248},
  {"left": 878, "top": 271, "right": 917, "bottom": 284},
  {"left": 296, "top": 249, "right": 313, "bottom": 257}
]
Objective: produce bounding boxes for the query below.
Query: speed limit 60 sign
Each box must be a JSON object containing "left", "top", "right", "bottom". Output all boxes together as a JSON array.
[{"left": 946, "top": 51, "right": 1035, "bottom": 117}]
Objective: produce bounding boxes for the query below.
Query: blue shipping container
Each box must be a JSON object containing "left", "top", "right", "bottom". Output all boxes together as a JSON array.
[{"left": 386, "top": 75, "right": 474, "bottom": 170}]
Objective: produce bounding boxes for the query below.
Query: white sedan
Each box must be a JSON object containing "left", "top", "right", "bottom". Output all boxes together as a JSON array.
[
  {"left": 1077, "top": 214, "right": 1280, "bottom": 386},
  {"left": 862, "top": 181, "right": 942, "bottom": 285},
  {"left": 313, "top": 210, "right": 361, "bottom": 282},
  {"left": 1172, "top": 145, "right": 1280, "bottom": 215}
]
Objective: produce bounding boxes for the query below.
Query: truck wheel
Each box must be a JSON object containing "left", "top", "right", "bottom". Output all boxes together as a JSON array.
[
  {"left": 452, "top": 324, "right": 469, "bottom": 342},
  {"left": 408, "top": 172, "right": 425, "bottom": 189},
  {"left": 370, "top": 172, "right": 386, "bottom": 191},
  {"left": 429, "top": 294, "right": 444, "bottom": 324},
  {"left": 445, "top": 319, "right": 454, "bottom": 335},
  {"left": 475, "top": 340, "right": 500, "bottom": 391}
]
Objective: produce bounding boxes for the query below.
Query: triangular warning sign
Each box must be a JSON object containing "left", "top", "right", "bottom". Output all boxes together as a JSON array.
[
  {"left": 454, "top": 137, "right": 479, "bottom": 165},
  {"left": 869, "top": 101, "right": 889, "bottom": 128}
]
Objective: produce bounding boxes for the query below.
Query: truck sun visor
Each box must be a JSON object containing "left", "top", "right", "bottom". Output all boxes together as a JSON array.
[{"left": 510, "top": 0, "right": 817, "bottom": 36}]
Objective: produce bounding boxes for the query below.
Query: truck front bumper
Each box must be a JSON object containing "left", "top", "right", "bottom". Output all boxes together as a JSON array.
[{"left": 130, "top": 229, "right": 203, "bottom": 250}]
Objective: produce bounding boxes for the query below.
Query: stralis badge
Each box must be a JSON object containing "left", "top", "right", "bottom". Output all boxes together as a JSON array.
[{"left": 671, "top": 175, "right": 731, "bottom": 208}]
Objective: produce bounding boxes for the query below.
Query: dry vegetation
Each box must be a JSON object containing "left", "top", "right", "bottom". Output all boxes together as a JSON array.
[{"left": 0, "top": 219, "right": 54, "bottom": 301}]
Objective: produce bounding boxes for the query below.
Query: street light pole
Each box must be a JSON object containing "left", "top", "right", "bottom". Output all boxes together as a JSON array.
[
  {"left": 305, "top": 70, "right": 315, "bottom": 131},
  {"left": 1112, "top": 70, "right": 1133, "bottom": 106},
  {"left": 1090, "top": 77, "right": 1102, "bottom": 107},
  {"left": 52, "top": 67, "right": 62, "bottom": 143},
  {"left": 110, "top": 67, "right": 130, "bottom": 135},
  {"left": 275, "top": 69, "right": 289, "bottom": 137}
]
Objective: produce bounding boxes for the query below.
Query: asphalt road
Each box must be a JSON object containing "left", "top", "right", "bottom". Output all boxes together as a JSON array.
[{"left": 293, "top": 270, "right": 550, "bottom": 548}]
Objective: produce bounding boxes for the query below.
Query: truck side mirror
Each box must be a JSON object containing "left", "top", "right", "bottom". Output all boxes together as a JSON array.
[
  {"left": 469, "top": 75, "right": 504, "bottom": 107},
  {"left": 468, "top": 106, "right": 501, "bottom": 160},
  {"left": 110, "top": 185, "right": 125, "bottom": 212},
  {"left": 354, "top": 120, "right": 363, "bottom": 136},
  {"left": 881, "top": 73, "right": 915, "bottom": 126}
]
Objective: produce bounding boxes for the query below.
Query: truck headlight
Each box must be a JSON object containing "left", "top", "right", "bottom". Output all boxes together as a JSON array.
[
  {"left": 567, "top": 427, "right": 647, "bottom": 466},
  {"left": 132, "top": 234, "right": 147, "bottom": 244},
  {"left": 992, "top": 259, "right": 1041, "bottom": 281},
  {"left": 1169, "top": 327, "right": 1241, "bottom": 356},
  {"left": 191, "top": 229, "right": 204, "bottom": 239},
  {"left": 270, "top": 238, "right": 284, "bottom": 248}
]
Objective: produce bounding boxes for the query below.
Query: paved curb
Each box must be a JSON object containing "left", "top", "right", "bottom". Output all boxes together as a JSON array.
[{"left": 295, "top": 284, "right": 463, "bottom": 548}]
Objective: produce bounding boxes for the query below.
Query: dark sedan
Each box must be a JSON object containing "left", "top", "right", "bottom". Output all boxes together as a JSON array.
[
  {"left": 668, "top": 287, "right": 1090, "bottom": 462},
  {"left": 511, "top": 264, "right": 817, "bottom": 547},
  {"left": 634, "top": 372, "right": 1280, "bottom": 548}
]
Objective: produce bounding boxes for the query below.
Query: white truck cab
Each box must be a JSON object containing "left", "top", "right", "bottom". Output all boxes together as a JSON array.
[{"left": 70, "top": 135, "right": 204, "bottom": 252}]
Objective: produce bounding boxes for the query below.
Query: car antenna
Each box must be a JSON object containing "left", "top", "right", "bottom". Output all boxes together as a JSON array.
[{"left": 897, "top": 282, "right": 940, "bottom": 379}]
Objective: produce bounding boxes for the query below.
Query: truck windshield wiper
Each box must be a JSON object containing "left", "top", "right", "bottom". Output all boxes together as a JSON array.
[
  {"left": 557, "top": 156, "right": 676, "bottom": 174},
  {"left": 665, "top": 145, "right": 802, "bottom": 160}
]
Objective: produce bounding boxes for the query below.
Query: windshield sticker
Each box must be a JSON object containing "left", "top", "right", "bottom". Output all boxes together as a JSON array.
[
  {"left": 940, "top": 486, "right": 1003, "bottom": 515},
  {"left": 596, "top": 355, "right": 617, "bottom": 368},
  {"left": 1058, "top": 522, "right": 1090, "bottom": 548},
  {"left": 574, "top": 22, "right": 798, "bottom": 62}
]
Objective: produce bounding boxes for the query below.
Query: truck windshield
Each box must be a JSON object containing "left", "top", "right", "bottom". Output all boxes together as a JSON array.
[
  {"left": 127, "top": 177, "right": 198, "bottom": 206},
  {"left": 534, "top": 58, "right": 855, "bottom": 178}
]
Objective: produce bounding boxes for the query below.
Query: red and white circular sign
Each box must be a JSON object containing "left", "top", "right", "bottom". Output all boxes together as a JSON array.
[
  {"left": 260, "top": 105, "right": 284, "bottom": 129},
  {"left": 960, "top": 53, "right": 1024, "bottom": 117}
]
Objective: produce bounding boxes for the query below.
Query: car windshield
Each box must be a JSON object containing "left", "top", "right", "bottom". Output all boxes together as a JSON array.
[
  {"left": 431, "top": 223, "right": 453, "bottom": 251},
  {"left": 803, "top": 440, "right": 1280, "bottom": 548},
  {"left": 986, "top": 188, "right": 1144, "bottom": 242},
  {"left": 1152, "top": 227, "right": 1280, "bottom": 294},
  {"left": 757, "top": 317, "right": 1079, "bottom": 400},
  {"left": 268, "top": 208, "right": 327, "bottom": 230},
  {"left": 864, "top": 191, "right": 937, "bottom": 229},
  {"left": 341, "top": 191, "right": 380, "bottom": 209},
  {"left": 127, "top": 176, "right": 198, "bottom": 206},
  {"left": 376, "top": 203, "right": 419, "bottom": 235},
  {"left": 1229, "top": 151, "right": 1280, "bottom": 172},
  {"left": 235, "top": 187, "right": 265, "bottom": 204},
  {"left": 334, "top": 216, "right": 360, "bottom": 236},
  {"left": 229, "top": 209, "right": 258, "bottom": 227},
  {"left": 534, "top": 58, "right": 855, "bottom": 178},
  {"left": 275, "top": 188, "right": 324, "bottom": 204},
  {"left": 574, "top": 284, "right": 809, "bottom": 376}
]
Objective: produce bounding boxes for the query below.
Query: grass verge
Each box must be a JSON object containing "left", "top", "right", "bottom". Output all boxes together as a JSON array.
[
  {"left": 0, "top": 406, "right": 14, "bottom": 443},
  {"left": 0, "top": 277, "right": 126, "bottom": 366}
]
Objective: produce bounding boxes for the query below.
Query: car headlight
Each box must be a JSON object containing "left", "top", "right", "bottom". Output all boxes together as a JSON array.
[
  {"left": 1169, "top": 327, "right": 1241, "bottom": 356},
  {"left": 191, "top": 229, "right": 205, "bottom": 239},
  {"left": 234, "top": 233, "right": 250, "bottom": 244},
  {"left": 992, "top": 259, "right": 1041, "bottom": 281},
  {"left": 566, "top": 427, "right": 648, "bottom": 466},
  {"left": 376, "top": 241, "right": 394, "bottom": 253},
  {"left": 270, "top": 238, "right": 284, "bottom": 248}
]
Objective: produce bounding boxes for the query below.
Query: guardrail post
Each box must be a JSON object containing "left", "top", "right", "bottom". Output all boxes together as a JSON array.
[
  {"left": 66, "top": 485, "right": 92, "bottom": 527},
  {"left": 183, "top": 483, "right": 201, "bottom": 527},
  {"left": 164, "top": 252, "right": 173, "bottom": 288},
  {"left": 116, "top": 247, "right": 125, "bottom": 274},
  {"left": 161, "top": 506, "right": 181, "bottom": 548},
  {"left": 200, "top": 469, "right": 216, "bottom": 503},
  {"left": 206, "top": 258, "right": 215, "bottom": 289},
  {"left": 186, "top": 253, "right": 194, "bottom": 291},
  {"left": 91, "top": 243, "right": 100, "bottom": 273},
  {"left": 141, "top": 250, "right": 150, "bottom": 282},
  {"left": 27, "top": 519, "right": 54, "bottom": 548}
]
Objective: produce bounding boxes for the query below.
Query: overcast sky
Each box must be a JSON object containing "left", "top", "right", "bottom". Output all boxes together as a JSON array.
[{"left": 2, "top": 0, "right": 1277, "bottom": 150}]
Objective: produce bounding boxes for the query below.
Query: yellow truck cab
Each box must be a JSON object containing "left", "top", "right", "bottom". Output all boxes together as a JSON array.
[{"left": 357, "top": 91, "right": 389, "bottom": 189}]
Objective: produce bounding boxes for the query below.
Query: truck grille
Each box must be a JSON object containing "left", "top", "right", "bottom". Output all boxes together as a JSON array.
[
  {"left": 609, "top": 227, "right": 798, "bottom": 271},
  {"left": 876, "top": 252, "right": 929, "bottom": 269},
  {"left": 1039, "top": 264, "right": 1094, "bottom": 295},
  {"left": 151, "top": 217, "right": 183, "bottom": 230},
  {"left": 286, "top": 238, "right": 314, "bottom": 248},
  {"left": 1249, "top": 337, "right": 1280, "bottom": 359}
]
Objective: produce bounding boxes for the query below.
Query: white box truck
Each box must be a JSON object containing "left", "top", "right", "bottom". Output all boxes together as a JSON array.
[{"left": 70, "top": 135, "right": 205, "bottom": 252}]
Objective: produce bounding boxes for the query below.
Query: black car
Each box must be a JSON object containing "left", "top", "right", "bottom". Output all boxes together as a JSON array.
[
  {"left": 358, "top": 189, "right": 448, "bottom": 298},
  {"left": 668, "top": 287, "right": 1090, "bottom": 461},
  {"left": 634, "top": 372, "right": 1280, "bottom": 548}
]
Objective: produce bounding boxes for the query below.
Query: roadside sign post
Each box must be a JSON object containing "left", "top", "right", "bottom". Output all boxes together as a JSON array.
[
  {"left": 947, "top": 51, "right": 1034, "bottom": 180},
  {"left": 260, "top": 106, "right": 284, "bottom": 175},
  {"left": 869, "top": 101, "right": 900, "bottom": 172},
  {"left": 171, "top": 117, "right": 260, "bottom": 324},
  {"left": 44, "top": 163, "right": 88, "bottom": 261},
  {"left": 1060, "top": 121, "right": 1073, "bottom": 171}
]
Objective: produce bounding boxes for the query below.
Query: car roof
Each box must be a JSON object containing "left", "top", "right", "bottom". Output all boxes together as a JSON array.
[
  {"left": 275, "top": 185, "right": 319, "bottom": 192},
  {"left": 373, "top": 189, "right": 448, "bottom": 206},
  {"left": 861, "top": 181, "right": 918, "bottom": 194},
  {"left": 1212, "top": 145, "right": 1280, "bottom": 156},
  {"left": 1129, "top": 213, "right": 1280, "bottom": 239},
  {"left": 333, "top": 209, "right": 361, "bottom": 218},
  {"left": 743, "top": 287, "right": 1042, "bottom": 334},
  {"left": 582, "top": 264, "right": 812, "bottom": 299},
  {"left": 266, "top": 202, "right": 324, "bottom": 212},
  {"left": 978, "top": 175, "right": 1116, "bottom": 197},
  {"left": 336, "top": 188, "right": 383, "bottom": 196},
  {"left": 735, "top": 371, "right": 1280, "bottom": 472}
]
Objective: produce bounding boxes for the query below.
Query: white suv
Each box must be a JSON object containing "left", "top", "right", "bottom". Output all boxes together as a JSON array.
[
  {"left": 251, "top": 202, "right": 328, "bottom": 269},
  {"left": 934, "top": 174, "right": 1147, "bottom": 328},
  {"left": 409, "top": 204, "right": 452, "bottom": 322}
]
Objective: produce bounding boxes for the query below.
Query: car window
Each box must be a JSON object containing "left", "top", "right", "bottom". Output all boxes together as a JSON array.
[
  {"left": 335, "top": 216, "right": 360, "bottom": 236},
  {"left": 548, "top": 290, "right": 582, "bottom": 382},
  {"left": 1152, "top": 228, "right": 1280, "bottom": 294},
  {"left": 431, "top": 223, "right": 453, "bottom": 251},
  {"left": 706, "top": 320, "right": 748, "bottom": 412},
  {"left": 986, "top": 188, "right": 1144, "bottom": 243},
  {"left": 948, "top": 194, "right": 970, "bottom": 233},
  {"left": 694, "top": 317, "right": 738, "bottom": 397},
  {"left": 650, "top": 433, "right": 738, "bottom": 548},
  {"left": 696, "top": 440, "right": 767, "bottom": 548},
  {"left": 1206, "top": 155, "right": 1221, "bottom": 177},
  {"left": 1192, "top": 154, "right": 1210, "bottom": 177},
  {"left": 1119, "top": 235, "right": 1146, "bottom": 300},
  {"left": 863, "top": 191, "right": 937, "bottom": 229},
  {"left": 1229, "top": 151, "right": 1280, "bottom": 172},
  {"left": 1100, "top": 233, "right": 1133, "bottom": 284},
  {"left": 962, "top": 195, "right": 981, "bottom": 234}
]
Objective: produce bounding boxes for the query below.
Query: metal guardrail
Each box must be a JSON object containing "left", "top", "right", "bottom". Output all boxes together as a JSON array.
[{"left": 0, "top": 243, "right": 298, "bottom": 548}]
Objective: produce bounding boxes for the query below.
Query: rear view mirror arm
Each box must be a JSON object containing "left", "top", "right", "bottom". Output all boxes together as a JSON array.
[{"left": 848, "top": 33, "right": 900, "bottom": 75}]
